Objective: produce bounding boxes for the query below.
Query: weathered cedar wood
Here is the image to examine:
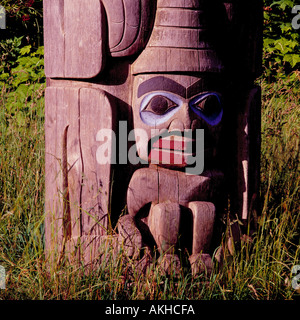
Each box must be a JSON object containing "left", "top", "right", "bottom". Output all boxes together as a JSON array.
[
  {"left": 45, "top": 86, "right": 113, "bottom": 265},
  {"left": 44, "top": 0, "right": 262, "bottom": 272}
]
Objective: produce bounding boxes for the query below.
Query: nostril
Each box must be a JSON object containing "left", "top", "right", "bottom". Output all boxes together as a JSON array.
[{"left": 168, "top": 119, "right": 184, "bottom": 132}]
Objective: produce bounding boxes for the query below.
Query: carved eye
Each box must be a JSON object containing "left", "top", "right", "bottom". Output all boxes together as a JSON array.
[
  {"left": 140, "top": 93, "right": 182, "bottom": 126},
  {"left": 144, "top": 95, "right": 178, "bottom": 115},
  {"left": 193, "top": 94, "right": 221, "bottom": 117},
  {"left": 190, "top": 93, "right": 223, "bottom": 126}
]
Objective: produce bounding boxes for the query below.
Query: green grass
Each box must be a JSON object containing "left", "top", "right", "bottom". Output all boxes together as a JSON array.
[{"left": 0, "top": 73, "right": 299, "bottom": 300}]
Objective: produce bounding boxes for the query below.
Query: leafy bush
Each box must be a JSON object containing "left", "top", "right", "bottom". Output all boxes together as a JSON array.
[
  {"left": 263, "top": 0, "right": 300, "bottom": 81},
  {"left": 0, "top": 45, "right": 45, "bottom": 126},
  {"left": 0, "top": 36, "right": 24, "bottom": 74},
  {"left": 0, "top": 1, "right": 44, "bottom": 100},
  {"left": 0, "top": 0, "right": 299, "bottom": 301}
]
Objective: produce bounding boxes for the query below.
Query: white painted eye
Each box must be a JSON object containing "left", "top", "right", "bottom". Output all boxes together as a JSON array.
[
  {"left": 144, "top": 95, "right": 178, "bottom": 115},
  {"left": 140, "top": 92, "right": 182, "bottom": 126}
]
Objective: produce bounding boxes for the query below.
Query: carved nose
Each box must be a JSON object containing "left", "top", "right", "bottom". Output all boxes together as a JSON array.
[
  {"left": 168, "top": 119, "right": 184, "bottom": 132},
  {"left": 168, "top": 104, "right": 191, "bottom": 131}
]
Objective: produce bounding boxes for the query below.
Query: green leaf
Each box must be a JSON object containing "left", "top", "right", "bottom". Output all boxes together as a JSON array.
[
  {"left": 264, "top": 38, "right": 275, "bottom": 46},
  {"left": 20, "top": 45, "right": 32, "bottom": 56},
  {"left": 15, "top": 56, "right": 31, "bottom": 66},
  {"left": 282, "top": 53, "right": 300, "bottom": 67},
  {"left": 272, "top": 0, "right": 295, "bottom": 10},
  {"left": 291, "top": 54, "right": 300, "bottom": 67},
  {"left": 11, "top": 71, "right": 29, "bottom": 87},
  {"left": 14, "top": 36, "right": 23, "bottom": 48},
  {"left": 15, "top": 84, "right": 30, "bottom": 99},
  {"left": 274, "top": 38, "right": 295, "bottom": 54},
  {"left": 29, "top": 56, "right": 40, "bottom": 66},
  {"left": 280, "top": 23, "right": 292, "bottom": 33},
  {"left": 0, "top": 73, "right": 9, "bottom": 81},
  {"left": 264, "top": 12, "right": 270, "bottom": 20},
  {"left": 33, "top": 46, "right": 44, "bottom": 56}
]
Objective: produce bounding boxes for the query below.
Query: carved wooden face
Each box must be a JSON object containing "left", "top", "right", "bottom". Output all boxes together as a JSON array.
[{"left": 132, "top": 74, "right": 224, "bottom": 170}]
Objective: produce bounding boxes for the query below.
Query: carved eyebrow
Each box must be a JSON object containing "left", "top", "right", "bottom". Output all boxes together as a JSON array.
[{"left": 137, "top": 76, "right": 186, "bottom": 98}]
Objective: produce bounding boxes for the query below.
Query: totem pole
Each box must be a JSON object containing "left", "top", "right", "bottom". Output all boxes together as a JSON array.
[{"left": 44, "top": 0, "right": 262, "bottom": 274}]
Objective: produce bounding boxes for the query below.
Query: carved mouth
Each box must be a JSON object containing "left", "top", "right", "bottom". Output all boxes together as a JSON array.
[{"left": 148, "top": 135, "right": 196, "bottom": 166}]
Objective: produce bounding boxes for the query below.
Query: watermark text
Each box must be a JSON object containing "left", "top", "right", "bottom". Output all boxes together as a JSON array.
[
  {"left": 292, "top": 5, "right": 300, "bottom": 29},
  {"left": 0, "top": 5, "right": 6, "bottom": 29},
  {"left": 291, "top": 265, "right": 300, "bottom": 290},
  {"left": 0, "top": 266, "right": 5, "bottom": 289},
  {"left": 96, "top": 121, "right": 205, "bottom": 175}
]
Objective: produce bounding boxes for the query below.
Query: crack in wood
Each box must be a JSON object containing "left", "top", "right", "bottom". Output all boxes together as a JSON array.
[
  {"left": 62, "top": 125, "right": 72, "bottom": 241},
  {"left": 78, "top": 89, "right": 84, "bottom": 237}
]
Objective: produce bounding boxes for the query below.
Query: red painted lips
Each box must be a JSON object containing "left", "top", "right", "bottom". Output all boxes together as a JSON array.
[{"left": 149, "top": 135, "right": 195, "bottom": 166}]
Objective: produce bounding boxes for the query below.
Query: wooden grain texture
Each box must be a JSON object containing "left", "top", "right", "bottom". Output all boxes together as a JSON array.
[
  {"left": 79, "top": 88, "right": 113, "bottom": 240},
  {"left": 59, "top": 87, "right": 82, "bottom": 243},
  {"left": 45, "top": 86, "right": 114, "bottom": 266},
  {"left": 127, "top": 166, "right": 223, "bottom": 217},
  {"left": 127, "top": 169, "right": 218, "bottom": 275},
  {"left": 43, "top": 0, "right": 262, "bottom": 77},
  {"left": 45, "top": 86, "right": 82, "bottom": 262},
  {"left": 148, "top": 202, "right": 181, "bottom": 252},
  {"left": 44, "top": 0, "right": 155, "bottom": 77},
  {"left": 132, "top": 0, "right": 262, "bottom": 77},
  {"left": 43, "top": 0, "right": 64, "bottom": 77},
  {"left": 102, "top": 0, "right": 155, "bottom": 57},
  {"left": 108, "top": 0, "right": 141, "bottom": 53},
  {"left": 155, "top": 8, "right": 205, "bottom": 28},
  {"left": 101, "top": 0, "right": 125, "bottom": 49},
  {"left": 64, "top": 0, "right": 105, "bottom": 78},
  {"left": 45, "top": 86, "right": 60, "bottom": 260},
  {"left": 43, "top": 0, "right": 105, "bottom": 78},
  {"left": 133, "top": 47, "right": 224, "bottom": 74},
  {"left": 149, "top": 27, "right": 208, "bottom": 49},
  {"left": 117, "top": 215, "right": 143, "bottom": 259},
  {"left": 43, "top": 0, "right": 262, "bottom": 272},
  {"left": 188, "top": 201, "right": 215, "bottom": 254},
  {"left": 132, "top": 1, "right": 225, "bottom": 74},
  {"left": 157, "top": 0, "right": 203, "bottom": 7}
]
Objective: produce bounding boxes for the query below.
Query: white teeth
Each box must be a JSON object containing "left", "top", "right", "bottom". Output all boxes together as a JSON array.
[
  {"left": 160, "top": 135, "right": 194, "bottom": 142},
  {"left": 152, "top": 135, "right": 195, "bottom": 152}
]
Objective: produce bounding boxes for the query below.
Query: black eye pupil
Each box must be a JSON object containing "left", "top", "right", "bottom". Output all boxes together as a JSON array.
[
  {"left": 196, "top": 95, "right": 220, "bottom": 115},
  {"left": 145, "top": 95, "right": 176, "bottom": 115}
]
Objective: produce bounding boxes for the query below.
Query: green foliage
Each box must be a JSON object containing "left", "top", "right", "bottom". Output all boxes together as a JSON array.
[
  {"left": 0, "top": 77, "right": 299, "bottom": 300},
  {"left": 0, "top": 36, "right": 23, "bottom": 73},
  {"left": 0, "top": 0, "right": 298, "bottom": 301},
  {"left": 0, "top": 45, "right": 45, "bottom": 126},
  {"left": 263, "top": 0, "right": 300, "bottom": 81}
]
